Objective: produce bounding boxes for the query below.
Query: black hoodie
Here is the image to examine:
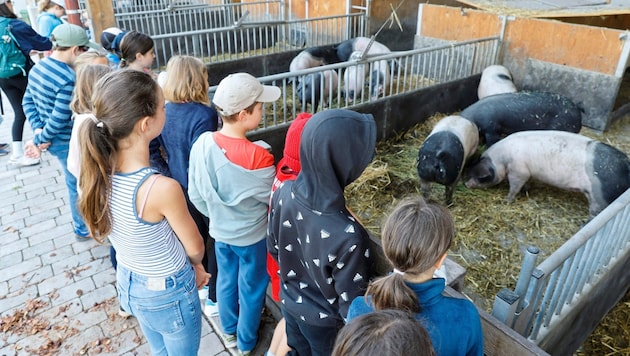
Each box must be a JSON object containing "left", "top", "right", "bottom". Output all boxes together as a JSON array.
[{"left": 267, "top": 109, "right": 377, "bottom": 327}]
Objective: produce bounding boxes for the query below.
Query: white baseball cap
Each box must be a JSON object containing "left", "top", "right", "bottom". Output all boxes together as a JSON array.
[
  {"left": 213, "top": 73, "right": 281, "bottom": 116},
  {"left": 51, "top": 0, "right": 65, "bottom": 8}
]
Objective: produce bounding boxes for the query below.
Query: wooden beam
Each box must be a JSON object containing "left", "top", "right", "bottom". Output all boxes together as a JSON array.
[{"left": 83, "top": 0, "right": 116, "bottom": 47}]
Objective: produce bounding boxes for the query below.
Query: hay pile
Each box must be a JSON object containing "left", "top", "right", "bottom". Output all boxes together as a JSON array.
[{"left": 345, "top": 113, "right": 630, "bottom": 354}]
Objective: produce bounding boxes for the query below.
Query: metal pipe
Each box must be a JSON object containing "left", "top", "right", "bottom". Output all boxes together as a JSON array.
[{"left": 514, "top": 246, "right": 539, "bottom": 312}]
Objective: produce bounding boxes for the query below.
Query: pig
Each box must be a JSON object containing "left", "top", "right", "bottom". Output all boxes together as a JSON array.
[
  {"left": 369, "top": 59, "right": 390, "bottom": 100},
  {"left": 289, "top": 45, "right": 340, "bottom": 74},
  {"left": 477, "top": 65, "right": 517, "bottom": 99},
  {"left": 297, "top": 69, "right": 339, "bottom": 111},
  {"left": 343, "top": 51, "right": 368, "bottom": 103},
  {"left": 335, "top": 36, "right": 392, "bottom": 61},
  {"left": 464, "top": 130, "right": 630, "bottom": 218},
  {"left": 460, "top": 91, "right": 582, "bottom": 147},
  {"left": 417, "top": 115, "right": 480, "bottom": 205}
]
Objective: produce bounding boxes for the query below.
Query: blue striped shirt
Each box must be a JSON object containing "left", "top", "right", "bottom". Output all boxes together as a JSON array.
[
  {"left": 23, "top": 57, "right": 75, "bottom": 146},
  {"left": 109, "top": 168, "right": 188, "bottom": 277}
]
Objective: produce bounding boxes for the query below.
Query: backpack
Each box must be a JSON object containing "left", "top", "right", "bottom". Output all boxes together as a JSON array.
[{"left": 0, "top": 17, "right": 26, "bottom": 79}]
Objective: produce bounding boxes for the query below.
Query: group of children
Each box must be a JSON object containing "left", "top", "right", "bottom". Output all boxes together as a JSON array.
[{"left": 1, "top": 3, "right": 485, "bottom": 352}]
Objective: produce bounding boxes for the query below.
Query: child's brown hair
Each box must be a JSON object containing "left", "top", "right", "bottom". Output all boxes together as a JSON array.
[
  {"left": 162, "top": 55, "right": 209, "bottom": 105},
  {"left": 366, "top": 196, "right": 454, "bottom": 313},
  {"left": 71, "top": 64, "right": 112, "bottom": 114}
]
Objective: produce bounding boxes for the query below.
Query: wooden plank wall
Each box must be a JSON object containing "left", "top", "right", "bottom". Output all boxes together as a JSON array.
[{"left": 417, "top": 4, "right": 629, "bottom": 131}]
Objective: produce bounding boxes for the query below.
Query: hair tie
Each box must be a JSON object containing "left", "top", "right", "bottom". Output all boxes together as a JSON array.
[
  {"left": 87, "top": 113, "right": 105, "bottom": 129},
  {"left": 393, "top": 268, "right": 405, "bottom": 276}
]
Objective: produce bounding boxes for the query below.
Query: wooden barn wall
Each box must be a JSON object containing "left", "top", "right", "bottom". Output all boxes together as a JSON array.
[{"left": 416, "top": 4, "right": 629, "bottom": 131}]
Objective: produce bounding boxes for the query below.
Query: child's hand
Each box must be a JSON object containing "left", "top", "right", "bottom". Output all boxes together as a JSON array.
[
  {"left": 192, "top": 263, "right": 211, "bottom": 290},
  {"left": 23, "top": 141, "right": 41, "bottom": 158}
]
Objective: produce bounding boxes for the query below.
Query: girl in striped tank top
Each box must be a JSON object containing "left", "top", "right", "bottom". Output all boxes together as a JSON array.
[{"left": 77, "top": 70, "right": 211, "bottom": 355}]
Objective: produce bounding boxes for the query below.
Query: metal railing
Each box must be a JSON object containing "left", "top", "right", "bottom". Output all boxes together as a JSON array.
[
  {"left": 207, "top": 36, "right": 500, "bottom": 129},
  {"left": 492, "top": 187, "right": 630, "bottom": 348},
  {"left": 147, "top": 13, "right": 366, "bottom": 68}
]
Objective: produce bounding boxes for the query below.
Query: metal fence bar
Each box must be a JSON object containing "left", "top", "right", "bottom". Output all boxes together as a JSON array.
[
  {"left": 500, "top": 187, "right": 630, "bottom": 345},
  {"left": 204, "top": 37, "right": 499, "bottom": 128}
]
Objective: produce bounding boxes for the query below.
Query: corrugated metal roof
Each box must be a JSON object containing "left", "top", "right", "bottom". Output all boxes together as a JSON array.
[{"left": 456, "top": 0, "right": 630, "bottom": 17}]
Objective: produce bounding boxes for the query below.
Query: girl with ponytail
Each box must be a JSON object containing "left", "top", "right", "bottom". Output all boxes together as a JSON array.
[
  {"left": 78, "top": 70, "right": 210, "bottom": 355},
  {"left": 347, "top": 196, "right": 484, "bottom": 356}
]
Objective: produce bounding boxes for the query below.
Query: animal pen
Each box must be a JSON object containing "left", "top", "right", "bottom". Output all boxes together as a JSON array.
[
  {"left": 78, "top": 1, "right": 629, "bottom": 355},
  {"left": 80, "top": 0, "right": 368, "bottom": 68}
]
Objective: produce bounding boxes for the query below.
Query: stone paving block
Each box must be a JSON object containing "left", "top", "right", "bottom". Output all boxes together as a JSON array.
[
  {"left": 0, "top": 180, "right": 20, "bottom": 194},
  {"left": 1, "top": 207, "right": 30, "bottom": 227},
  {"left": 39, "top": 298, "right": 84, "bottom": 323},
  {"left": 1, "top": 216, "right": 25, "bottom": 231},
  {"left": 80, "top": 284, "right": 117, "bottom": 310},
  {"left": 50, "top": 249, "right": 92, "bottom": 275},
  {"left": 60, "top": 324, "right": 105, "bottom": 355},
  {"left": 0, "top": 250, "right": 22, "bottom": 270},
  {"left": 18, "top": 218, "right": 57, "bottom": 239},
  {"left": 91, "top": 243, "right": 112, "bottom": 260},
  {"left": 40, "top": 244, "right": 75, "bottom": 266},
  {"left": 18, "top": 177, "right": 58, "bottom": 196},
  {"left": 200, "top": 331, "right": 226, "bottom": 355},
  {"left": 0, "top": 237, "right": 29, "bottom": 258},
  {"left": 1, "top": 255, "right": 41, "bottom": 281},
  {"left": 22, "top": 240, "right": 55, "bottom": 261},
  {"left": 23, "top": 186, "right": 48, "bottom": 201},
  {"left": 24, "top": 206, "right": 60, "bottom": 227},
  {"left": 73, "top": 239, "right": 100, "bottom": 255},
  {"left": 49, "top": 278, "right": 96, "bottom": 307},
  {"left": 14, "top": 165, "right": 49, "bottom": 181},
  {"left": 38, "top": 271, "right": 74, "bottom": 297},
  {"left": 92, "top": 268, "right": 116, "bottom": 288},
  {"left": 92, "top": 328, "right": 144, "bottom": 356},
  {"left": 29, "top": 224, "right": 74, "bottom": 246},
  {"left": 12, "top": 193, "right": 54, "bottom": 212},
  {"left": 78, "top": 257, "right": 114, "bottom": 279},
  {"left": 0, "top": 228, "right": 19, "bottom": 244},
  {"left": 54, "top": 212, "right": 74, "bottom": 230},
  {"left": 0, "top": 285, "right": 38, "bottom": 315},
  {"left": 8, "top": 265, "right": 53, "bottom": 294}
]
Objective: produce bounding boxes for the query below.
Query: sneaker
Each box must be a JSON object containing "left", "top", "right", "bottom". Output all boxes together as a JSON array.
[
  {"left": 221, "top": 333, "right": 237, "bottom": 349},
  {"left": 118, "top": 306, "right": 132, "bottom": 318},
  {"left": 9, "top": 155, "right": 40, "bottom": 167},
  {"left": 75, "top": 234, "right": 92, "bottom": 242},
  {"left": 0, "top": 143, "right": 8, "bottom": 150},
  {"left": 238, "top": 350, "right": 251, "bottom": 356},
  {"left": 204, "top": 298, "right": 219, "bottom": 317},
  {"left": 0, "top": 147, "right": 9, "bottom": 156}
]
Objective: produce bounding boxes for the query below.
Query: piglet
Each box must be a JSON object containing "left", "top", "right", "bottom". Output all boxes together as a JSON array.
[
  {"left": 464, "top": 130, "right": 630, "bottom": 218},
  {"left": 460, "top": 91, "right": 582, "bottom": 147},
  {"left": 417, "top": 115, "right": 479, "bottom": 205},
  {"left": 477, "top": 65, "right": 517, "bottom": 99}
]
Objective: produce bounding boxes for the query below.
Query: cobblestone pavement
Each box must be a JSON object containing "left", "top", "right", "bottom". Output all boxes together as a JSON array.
[{"left": 0, "top": 98, "right": 266, "bottom": 355}]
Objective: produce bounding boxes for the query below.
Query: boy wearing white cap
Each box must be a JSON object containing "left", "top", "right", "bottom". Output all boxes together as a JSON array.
[
  {"left": 22, "top": 23, "right": 100, "bottom": 241},
  {"left": 188, "top": 72, "right": 280, "bottom": 355}
]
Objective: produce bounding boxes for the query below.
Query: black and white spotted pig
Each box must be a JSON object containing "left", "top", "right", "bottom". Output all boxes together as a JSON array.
[
  {"left": 464, "top": 130, "right": 630, "bottom": 219},
  {"left": 417, "top": 115, "right": 479, "bottom": 205},
  {"left": 477, "top": 65, "right": 517, "bottom": 99},
  {"left": 460, "top": 91, "right": 582, "bottom": 147},
  {"left": 335, "top": 36, "right": 391, "bottom": 61},
  {"left": 297, "top": 69, "right": 339, "bottom": 111}
]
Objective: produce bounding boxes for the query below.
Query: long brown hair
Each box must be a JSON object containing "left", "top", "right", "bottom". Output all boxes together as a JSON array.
[
  {"left": 78, "top": 70, "right": 160, "bottom": 241},
  {"left": 366, "top": 196, "right": 454, "bottom": 313}
]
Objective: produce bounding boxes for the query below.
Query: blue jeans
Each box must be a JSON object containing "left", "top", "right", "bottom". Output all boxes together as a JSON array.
[
  {"left": 48, "top": 142, "right": 89, "bottom": 236},
  {"left": 116, "top": 262, "right": 202, "bottom": 356},
  {"left": 215, "top": 239, "right": 269, "bottom": 351}
]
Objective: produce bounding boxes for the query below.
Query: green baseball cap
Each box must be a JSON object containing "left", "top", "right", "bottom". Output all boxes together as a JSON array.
[{"left": 51, "top": 23, "right": 100, "bottom": 49}]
